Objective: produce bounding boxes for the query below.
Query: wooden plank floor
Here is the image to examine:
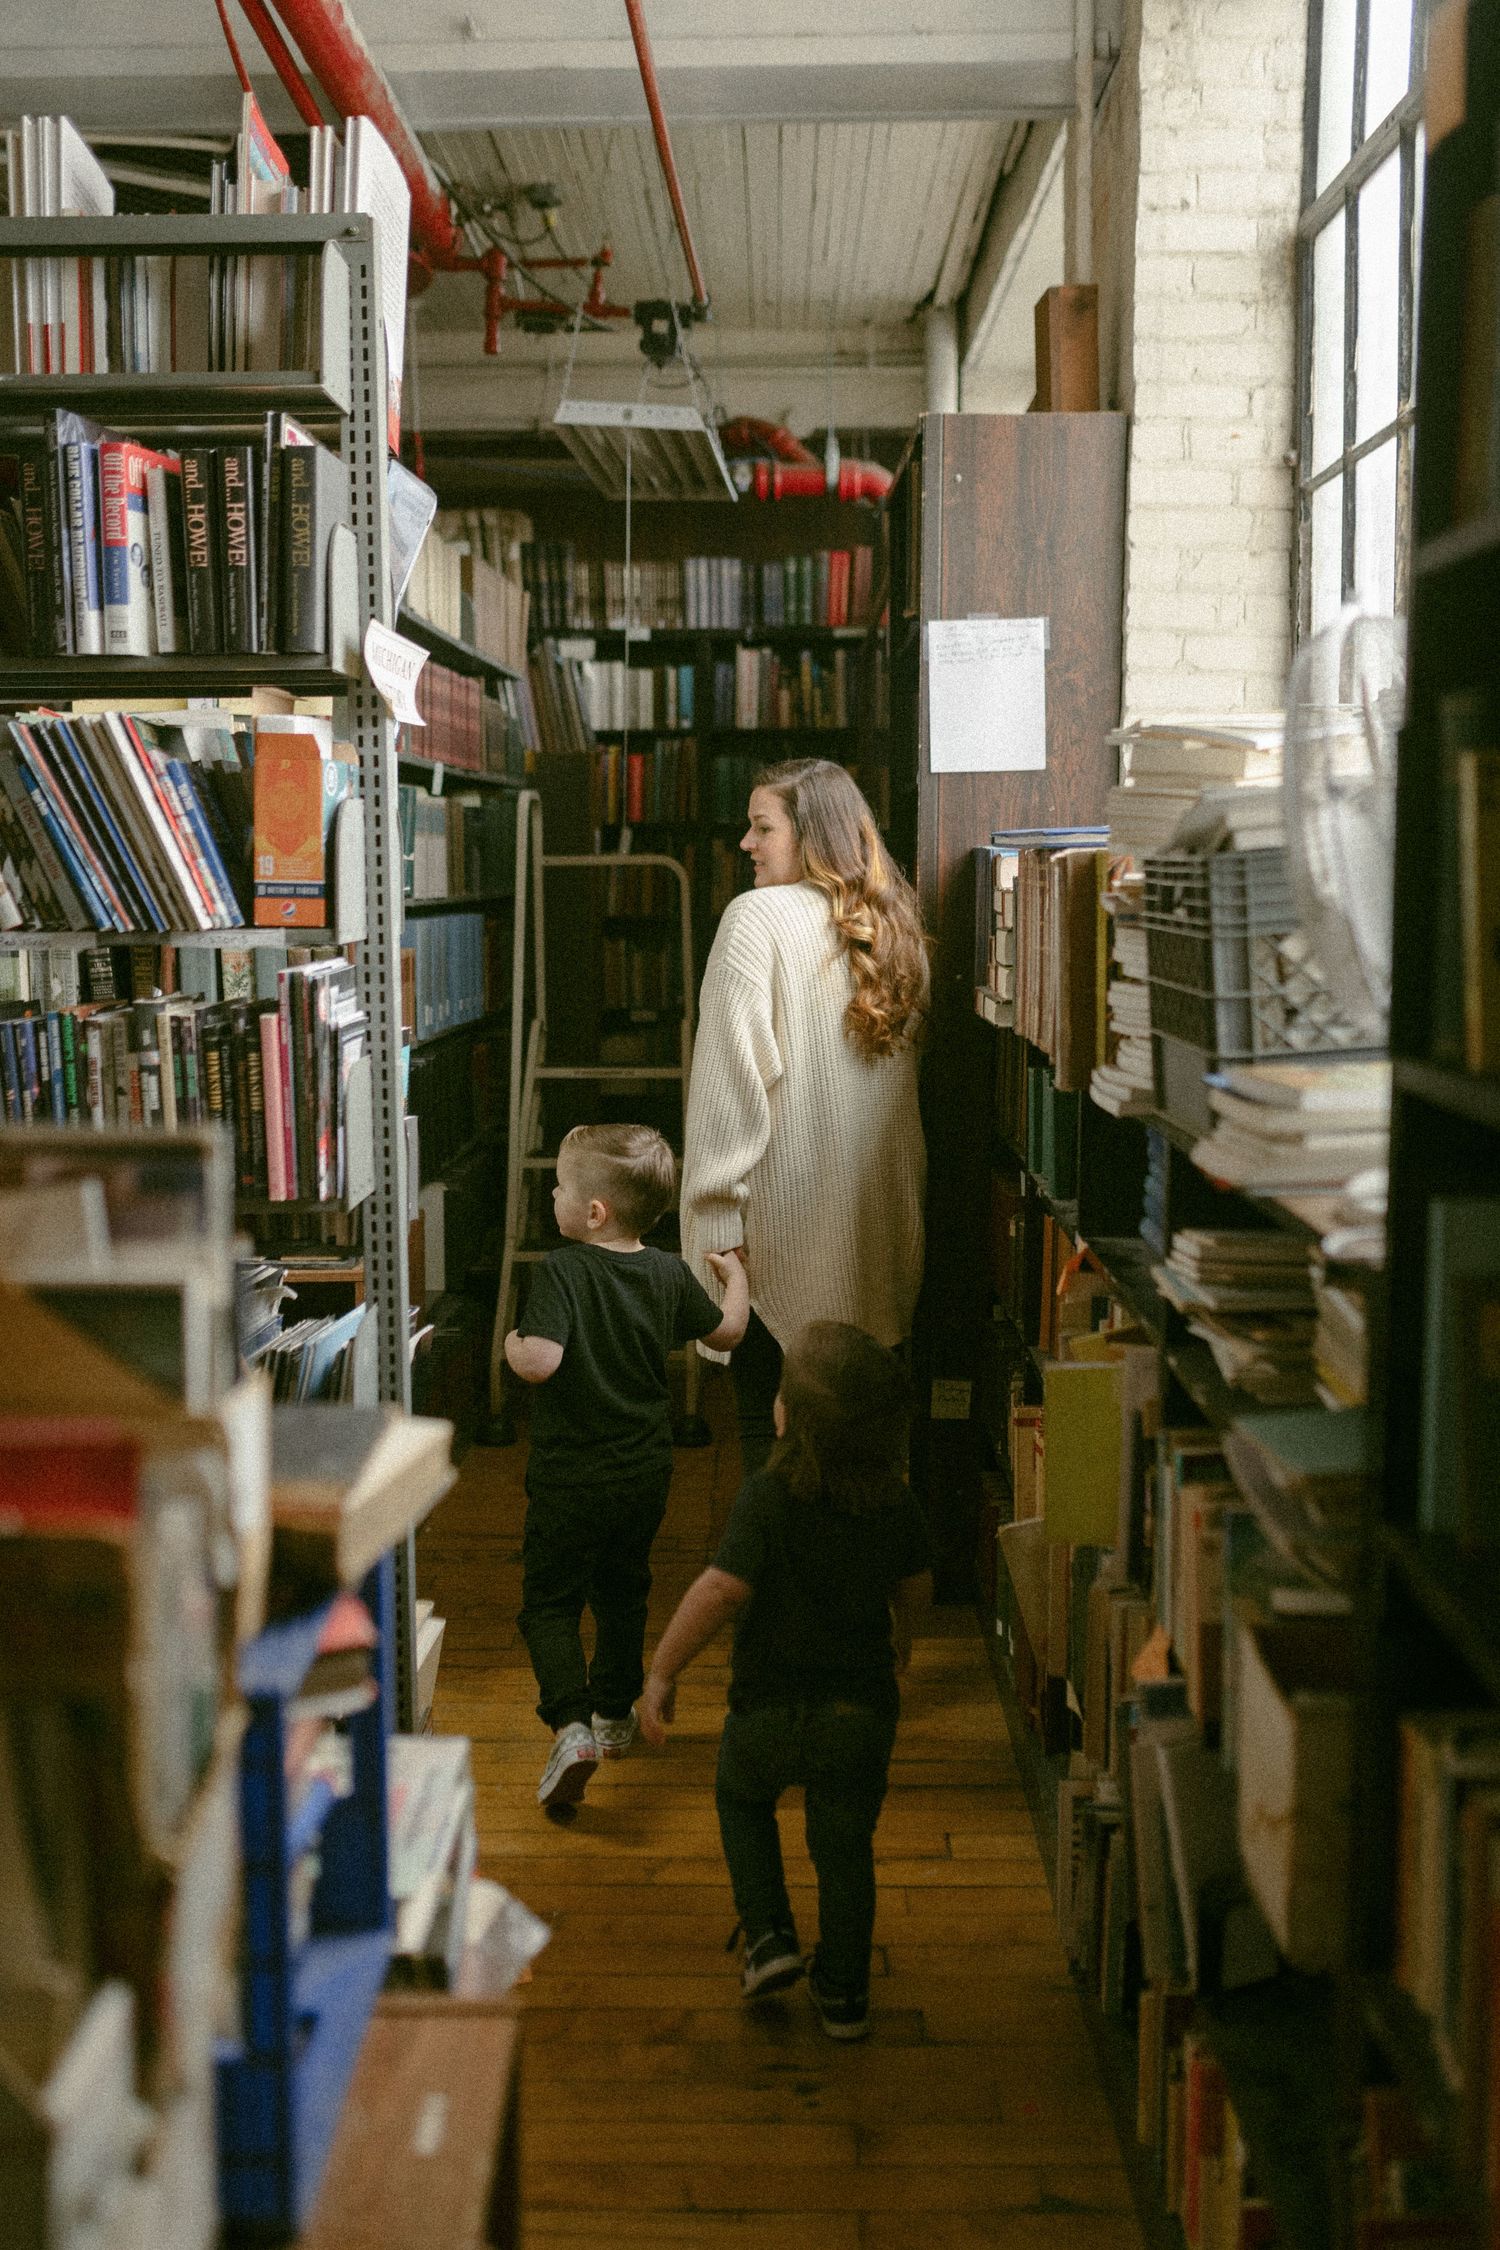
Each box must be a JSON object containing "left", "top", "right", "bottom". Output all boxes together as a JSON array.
[{"left": 418, "top": 1371, "right": 1146, "bottom": 2250}]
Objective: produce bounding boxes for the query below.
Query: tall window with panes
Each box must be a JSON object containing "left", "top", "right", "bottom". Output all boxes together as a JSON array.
[{"left": 1298, "top": 0, "right": 1428, "bottom": 632}]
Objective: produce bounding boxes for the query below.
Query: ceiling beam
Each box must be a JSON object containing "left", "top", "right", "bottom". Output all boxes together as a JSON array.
[
  {"left": 409, "top": 316, "right": 923, "bottom": 432},
  {"left": 959, "top": 118, "right": 1066, "bottom": 376}
]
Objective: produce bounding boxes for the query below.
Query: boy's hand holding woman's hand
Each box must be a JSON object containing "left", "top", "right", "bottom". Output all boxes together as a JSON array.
[{"left": 702, "top": 1248, "right": 751, "bottom": 1352}]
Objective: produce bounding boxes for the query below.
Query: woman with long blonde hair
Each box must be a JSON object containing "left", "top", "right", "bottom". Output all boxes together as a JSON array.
[{"left": 680, "top": 758, "right": 929, "bottom": 1470}]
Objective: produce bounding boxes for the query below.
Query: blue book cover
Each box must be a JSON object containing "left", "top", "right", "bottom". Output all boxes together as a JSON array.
[
  {"left": 17, "top": 1014, "right": 41, "bottom": 1121},
  {"left": 165, "top": 758, "right": 240, "bottom": 927},
  {"left": 48, "top": 716, "right": 165, "bottom": 934},
  {"left": 9, "top": 735, "right": 117, "bottom": 931},
  {"left": 42, "top": 1011, "right": 65, "bottom": 1122},
  {"left": 63, "top": 441, "right": 105, "bottom": 656}
]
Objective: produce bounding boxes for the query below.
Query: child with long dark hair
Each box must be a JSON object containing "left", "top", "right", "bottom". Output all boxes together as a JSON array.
[{"left": 638, "top": 1322, "right": 930, "bottom": 2040}]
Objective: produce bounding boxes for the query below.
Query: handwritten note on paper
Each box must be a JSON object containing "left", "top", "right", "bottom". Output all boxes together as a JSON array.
[
  {"left": 926, "top": 616, "right": 1048, "bottom": 774},
  {"left": 363, "top": 621, "right": 430, "bottom": 727}
]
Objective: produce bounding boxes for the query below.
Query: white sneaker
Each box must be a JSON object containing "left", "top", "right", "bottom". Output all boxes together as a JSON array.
[
  {"left": 591, "top": 1710, "right": 639, "bottom": 1758},
  {"left": 537, "top": 1722, "right": 599, "bottom": 1810}
]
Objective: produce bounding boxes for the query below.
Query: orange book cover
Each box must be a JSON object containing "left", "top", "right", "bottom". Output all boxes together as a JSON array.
[{"left": 254, "top": 730, "right": 326, "bottom": 927}]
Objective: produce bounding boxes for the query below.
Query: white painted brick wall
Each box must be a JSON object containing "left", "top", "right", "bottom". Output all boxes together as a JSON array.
[{"left": 1096, "top": 0, "right": 1308, "bottom": 719}]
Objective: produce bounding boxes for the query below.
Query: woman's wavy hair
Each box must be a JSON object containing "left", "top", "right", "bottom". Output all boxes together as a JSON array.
[
  {"left": 769, "top": 1322, "right": 912, "bottom": 1517},
  {"left": 754, "top": 757, "right": 929, "bottom": 1059}
]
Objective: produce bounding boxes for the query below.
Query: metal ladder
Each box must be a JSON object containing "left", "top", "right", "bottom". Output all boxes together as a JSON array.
[{"left": 483, "top": 787, "right": 707, "bottom": 1441}]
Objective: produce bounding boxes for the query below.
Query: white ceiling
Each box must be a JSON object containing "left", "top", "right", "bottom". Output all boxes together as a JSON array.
[
  {"left": 421, "top": 119, "right": 1009, "bottom": 333},
  {"left": 1, "top": 0, "right": 1113, "bottom": 436}
]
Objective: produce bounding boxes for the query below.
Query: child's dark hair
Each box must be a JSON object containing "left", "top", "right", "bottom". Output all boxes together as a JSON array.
[
  {"left": 559, "top": 1123, "right": 677, "bottom": 1235},
  {"left": 769, "top": 1322, "right": 911, "bottom": 1515}
]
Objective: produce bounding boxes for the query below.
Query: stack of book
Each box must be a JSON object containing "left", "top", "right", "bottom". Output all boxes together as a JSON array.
[
  {"left": 589, "top": 739, "right": 698, "bottom": 829},
  {"left": 0, "top": 959, "right": 365, "bottom": 1204},
  {"left": 1, "top": 708, "right": 254, "bottom": 934},
  {"left": 526, "top": 640, "right": 596, "bottom": 759},
  {"left": 1313, "top": 1260, "right": 1368, "bottom": 1407},
  {"left": 2, "top": 409, "right": 349, "bottom": 661},
  {"left": 0, "top": 1133, "right": 271, "bottom": 2248},
  {"left": 1394, "top": 1709, "right": 1500, "bottom": 2170},
  {"left": 711, "top": 645, "right": 854, "bottom": 731},
  {"left": 577, "top": 659, "right": 696, "bottom": 734},
  {"left": 1105, "top": 718, "right": 1283, "bottom": 859},
  {"left": 1154, "top": 1229, "right": 1319, "bottom": 1404},
  {"left": 706, "top": 750, "right": 765, "bottom": 824},
  {"left": 400, "top": 913, "right": 492, "bottom": 1042},
  {"left": 1191, "top": 1059, "right": 1392, "bottom": 1193},
  {"left": 1090, "top": 872, "right": 1154, "bottom": 1116},
  {"left": 404, "top": 661, "right": 486, "bottom": 775},
  {"left": 404, "top": 526, "right": 529, "bottom": 674},
  {"left": 398, "top": 786, "right": 514, "bottom": 903},
  {"left": 977, "top": 832, "right": 1111, "bottom": 1089},
  {"left": 252, "top": 1301, "right": 368, "bottom": 1401}
]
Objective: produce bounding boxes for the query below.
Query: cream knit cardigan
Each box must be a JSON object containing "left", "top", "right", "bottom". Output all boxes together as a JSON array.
[{"left": 680, "top": 880, "right": 925, "bottom": 1360}]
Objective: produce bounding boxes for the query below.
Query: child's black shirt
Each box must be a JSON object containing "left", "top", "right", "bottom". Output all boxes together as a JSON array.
[
  {"left": 713, "top": 1468, "right": 931, "bottom": 1713},
  {"left": 520, "top": 1240, "right": 720, "bottom": 1488}
]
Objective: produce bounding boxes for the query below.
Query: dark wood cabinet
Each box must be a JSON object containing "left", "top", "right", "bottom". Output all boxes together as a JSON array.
[{"left": 884, "top": 411, "right": 1127, "bottom": 1592}]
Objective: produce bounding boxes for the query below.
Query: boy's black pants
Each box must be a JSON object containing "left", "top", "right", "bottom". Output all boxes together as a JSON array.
[{"left": 518, "top": 1471, "right": 670, "bottom": 1732}]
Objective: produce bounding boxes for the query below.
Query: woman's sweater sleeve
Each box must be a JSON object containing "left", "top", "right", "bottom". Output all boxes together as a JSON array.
[{"left": 680, "top": 911, "right": 784, "bottom": 1280}]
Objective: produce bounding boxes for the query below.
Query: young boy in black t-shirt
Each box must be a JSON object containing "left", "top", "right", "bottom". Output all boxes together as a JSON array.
[
  {"left": 506, "top": 1123, "right": 748, "bottom": 1812},
  {"left": 639, "top": 1323, "right": 931, "bottom": 2040}
]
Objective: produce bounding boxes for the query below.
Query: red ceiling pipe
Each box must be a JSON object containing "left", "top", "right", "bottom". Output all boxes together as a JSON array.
[
  {"left": 751, "top": 458, "right": 894, "bottom": 502},
  {"left": 622, "top": 0, "right": 710, "bottom": 315},
  {"left": 720, "top": 416, "right": 820, "bottom": 469},
  {"left": 235, "top": 0, "right": 326, "bottom": 127},
  {"left": 259, "top": 0, "right": 464, "bottom": 262}
]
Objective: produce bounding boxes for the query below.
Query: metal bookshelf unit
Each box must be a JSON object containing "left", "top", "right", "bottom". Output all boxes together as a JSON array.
[{"left": 0, "top": 211, "right": 419, "bottom": 1721}]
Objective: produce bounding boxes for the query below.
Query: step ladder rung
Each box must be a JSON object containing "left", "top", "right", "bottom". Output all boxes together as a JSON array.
[{"left": 534, "top": 1066, "right": 684, "bottom": 1081}]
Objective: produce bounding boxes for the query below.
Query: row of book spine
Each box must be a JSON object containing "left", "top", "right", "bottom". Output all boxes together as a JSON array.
[
  {"left": 400, "top": 913, "right": 493, "bottom": 1043},
  {"left": 0, "top": 709, "right": 248, "bottom": 935},
  {"left": 398, "top": 785, "right": 515, "bottom": 902},
  {"left": 520, "top": 544, "right": 877, "bottom": 635},
  {"left": 711, "top": 646, "right": 855, "bottom": 730},
  {"left": 590, "top": 739, "right": 699, "bottom": 830},
  {"left": 0, "top": 957, "right": 361, "bottom": 1203},
  {"left": 578, "top": 659, "right": 696, "bottom": 734},
  {"left": 2, "top": 412, "right": 347, "bottom": 660}
]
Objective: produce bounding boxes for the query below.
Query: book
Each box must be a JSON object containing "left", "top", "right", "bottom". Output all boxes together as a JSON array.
[
  {"left": 179, "top": 446, "right": 222, "bottom": 655},
  {"left": 62, "top": 438, "right": 104, "bottom": 655},
  {"left": 1206, "top": 1058, "right": 1393, "bottom": 1112},
  {"left": 1041, "top": 1360, "right": 1122, "bottom": 1545},
  {"left": 145, "top": 452, "right": 186, "bottom": 655},
  {"left": 252, "top": 727, "right": 321, "bottom": 929},
  {"left": 98, "top": 436, "right": 159, "bottom": 656},
  {"left": 267, "top": 1406, "right": 456, "bottom": 1601},
  {"left": 217, "top": 444, "right": 259, "bottom": 654},
  {"left": 280, "top": 437, "right": 348, "bottom": 655}
]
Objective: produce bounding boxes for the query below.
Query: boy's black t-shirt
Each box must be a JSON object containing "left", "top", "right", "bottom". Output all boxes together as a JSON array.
[
  {"left": 713, "top": 1468, "right": 931, "bottom": 1714},
  {"left": 520, "top": 1240, "right": 721, "bottom": 1488}
]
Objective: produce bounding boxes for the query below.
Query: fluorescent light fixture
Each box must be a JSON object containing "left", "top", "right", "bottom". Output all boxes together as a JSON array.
[{"left": 553, "top": 397, "right": 737, "bottom": 502}]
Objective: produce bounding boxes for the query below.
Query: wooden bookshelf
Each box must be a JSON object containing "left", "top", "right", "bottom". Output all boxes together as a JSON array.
[{"left": 883, "top": 411, "right": 1128, "bottom": 1594}]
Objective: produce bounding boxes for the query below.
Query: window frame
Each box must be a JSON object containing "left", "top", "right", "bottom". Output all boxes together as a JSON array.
[{"left": 1295, "top": 0, "right": 1428, "bottom": 637}]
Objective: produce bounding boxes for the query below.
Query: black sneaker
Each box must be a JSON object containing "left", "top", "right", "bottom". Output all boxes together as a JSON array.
[
  {"left": 736, "top": 1927, "right": 804, "bottom": 2000},
  {"left": 808, "top": 1971, "right": 870, "bottom": 2042}
]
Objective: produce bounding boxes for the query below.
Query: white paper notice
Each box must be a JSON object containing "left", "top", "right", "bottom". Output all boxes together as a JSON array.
[
  {"left": 927, "top": 616, "right": 1048, "bottom": 773},
  {"left": 363, "top": 621, "right": 429, "bottom": 726}
]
